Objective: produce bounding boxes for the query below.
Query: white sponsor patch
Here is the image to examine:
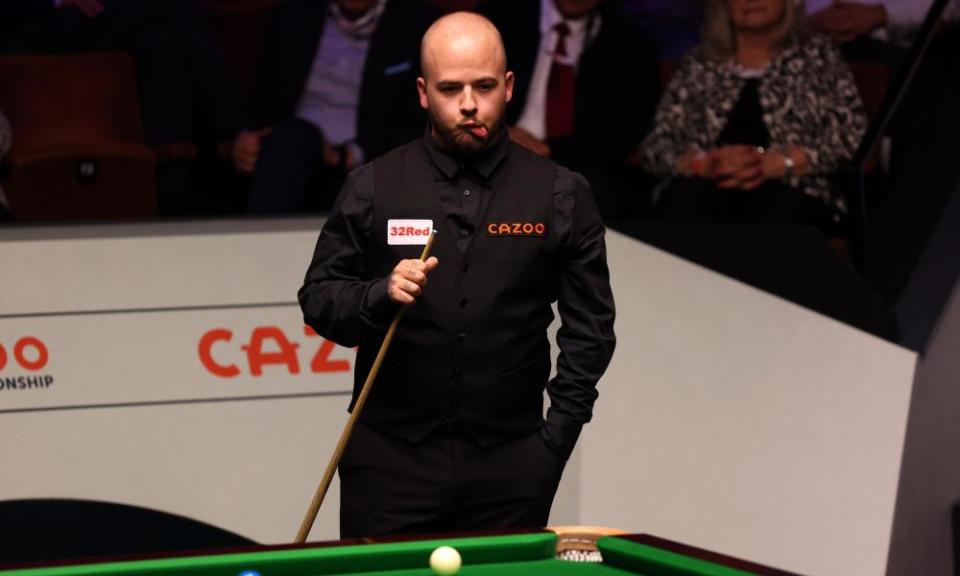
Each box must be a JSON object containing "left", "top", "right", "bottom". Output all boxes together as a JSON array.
[{"left": 387, "top": 219, "right": 433, "bottom": 245}]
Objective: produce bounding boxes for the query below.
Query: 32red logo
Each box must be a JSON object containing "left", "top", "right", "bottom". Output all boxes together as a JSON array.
[
  {"left": 0, "top": 337, "right": 49, "bottom": 372},
  {"left": 198, "top": 326, "right": 351, "bottom": 378}
]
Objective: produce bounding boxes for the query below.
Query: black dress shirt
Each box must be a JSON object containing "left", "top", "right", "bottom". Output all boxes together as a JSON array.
[
  {"left": 299, "top": 129, "right": 616, "bottom": 459},
  {"left": 422, "top": 128, "right": 508, "bottom": 254}
]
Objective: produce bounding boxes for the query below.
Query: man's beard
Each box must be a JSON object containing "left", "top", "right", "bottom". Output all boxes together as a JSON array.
[{"left": 427, "top": 109, "right": 505, "bottom": 157}]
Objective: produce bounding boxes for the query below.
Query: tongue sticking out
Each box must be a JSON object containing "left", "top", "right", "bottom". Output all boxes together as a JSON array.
[{"left": 468, "top": 125, "right": 488, "bottom": 138}]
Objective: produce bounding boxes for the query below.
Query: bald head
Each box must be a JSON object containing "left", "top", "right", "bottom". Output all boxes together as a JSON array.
[
  {"left": 416, "top": 11, "right": 513, "bottom": 156},
  {"left": 420, "top": 12, "right": 506, "bottom": 81}
]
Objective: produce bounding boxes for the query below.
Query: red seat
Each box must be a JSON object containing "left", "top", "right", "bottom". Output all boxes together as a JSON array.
[
  {"left": 0, "top": 52, "right": 159, "bottom": 221},
  {"left": 847, "top": 60, "right": 890, "bottom": 123}
]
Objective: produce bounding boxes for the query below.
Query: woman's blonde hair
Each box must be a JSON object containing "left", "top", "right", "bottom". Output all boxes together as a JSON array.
[{"left": 701, "top": 0, "right": 809, "bottom": 61}]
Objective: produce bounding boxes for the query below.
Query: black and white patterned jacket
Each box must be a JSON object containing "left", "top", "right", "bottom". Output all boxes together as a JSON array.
[{"left": 639, "top": 34, "right": 866, "bottom": 213}]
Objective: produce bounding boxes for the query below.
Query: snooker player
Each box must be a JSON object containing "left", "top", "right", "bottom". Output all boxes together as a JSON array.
[{"left": 298, "top": 11, "right": 616, "bottom": 538}]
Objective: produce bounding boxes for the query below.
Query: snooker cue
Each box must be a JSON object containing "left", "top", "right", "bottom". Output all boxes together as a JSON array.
[{"left": 295, "top": 231, "right": 437, "bottom": 543}]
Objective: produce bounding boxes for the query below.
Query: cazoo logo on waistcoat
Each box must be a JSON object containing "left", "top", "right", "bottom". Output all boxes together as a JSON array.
[{"left": 486, "top": 222, "right": 546, "bottom": 236}]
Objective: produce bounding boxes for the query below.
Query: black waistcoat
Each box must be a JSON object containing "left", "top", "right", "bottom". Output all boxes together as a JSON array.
[{"left": 353, "top": 138, "right": 560, "bottom": 446}]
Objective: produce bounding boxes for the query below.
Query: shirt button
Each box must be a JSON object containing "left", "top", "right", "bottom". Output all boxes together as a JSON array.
[
  {"left": 460, "top": 229, "right": 468, "bottom": 236},
  {"left": 463, "top": 189, "right": 471, "bottom": 196},
  {"left": 457, "top": 332, "right": 467, "bottom": 342}
]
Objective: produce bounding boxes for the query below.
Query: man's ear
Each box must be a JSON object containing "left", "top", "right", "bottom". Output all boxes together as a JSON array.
[
  {"left": 417, "top": 77, "right": 429, "bottom": 110},
  {"left": 504, "top": 71, "right": 515, "bottom": 103}
]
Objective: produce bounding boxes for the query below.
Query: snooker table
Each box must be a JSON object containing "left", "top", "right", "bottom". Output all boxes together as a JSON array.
[{"left": 0, "top": 528, "right": 802, "bottom": 576}]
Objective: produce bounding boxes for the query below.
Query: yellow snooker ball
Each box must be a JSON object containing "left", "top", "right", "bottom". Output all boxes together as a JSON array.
[{"left": 429, "top": 545, "right": 461, "bottom": 576}]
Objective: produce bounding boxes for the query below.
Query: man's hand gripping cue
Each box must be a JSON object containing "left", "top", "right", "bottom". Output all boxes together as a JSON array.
[{"left": 387, "top": 257, "right": 440, "bottom": 305}]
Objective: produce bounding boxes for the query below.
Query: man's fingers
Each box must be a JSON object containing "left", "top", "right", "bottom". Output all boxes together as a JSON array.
[
  {"left": 388, "top": 284, "right": 415, "bottom": 305},
  {"left": 388, "top": 277, "right": 421, "bottom": 304},
  {"left": 239, "top": 144, "right": 259, "bottom": 161},
  {"left": 403, "top": 267, "right": 427, "bottom": 286},
  {"left": 232, "top": 148, "right": 256, "bottom": 173},
  {"left": 403, "top": 260, "right": 438, "bottom": 286},
  {"left": 388, "top": 255, "right": 440, "bottom": 305},
  {"left": 234, "top": 148, "right": 259, "bottom": 173},
  {"left": 393, "top": 275, "right": 422, "bottom": 295},
  {"left": 405, "top": 256, "right": 439, "bottom": 274},
  {"left": 231, "top": 133, "right": 262, "bottom": 173}
]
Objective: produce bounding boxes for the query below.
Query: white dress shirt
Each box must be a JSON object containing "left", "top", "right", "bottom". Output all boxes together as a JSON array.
[
  {"left": 515, "top": 0, "right": 600, "bottom": 140},
  {"left": 295, "top": 1, "right": 386, "bottom": 161}
]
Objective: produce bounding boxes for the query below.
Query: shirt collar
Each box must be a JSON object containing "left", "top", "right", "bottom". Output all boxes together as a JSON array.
[{"left": 423, "top": 127, "right": 509, "bottom": 184}]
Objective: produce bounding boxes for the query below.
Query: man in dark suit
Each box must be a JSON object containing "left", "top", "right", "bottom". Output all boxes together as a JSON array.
[
  {"left": 233, "top": 0, "right": 438, "bottom": 213},
  {"left": 481, "top": 0, "right": 660, "bottom": 220}
]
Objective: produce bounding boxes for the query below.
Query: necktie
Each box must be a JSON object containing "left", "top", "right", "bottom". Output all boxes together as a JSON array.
[{"left": 545, "top": 21, "right": 575, "bottom": 140}]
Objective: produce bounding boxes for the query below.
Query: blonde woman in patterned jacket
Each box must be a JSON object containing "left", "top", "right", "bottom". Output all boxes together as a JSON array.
[{"left": 638, "top": 0, "right": 867, "bottom": 229}]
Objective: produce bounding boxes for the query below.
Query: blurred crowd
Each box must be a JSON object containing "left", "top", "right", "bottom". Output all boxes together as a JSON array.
[{"left": 0, "top": 0, "right": 957, "bottom": 234}]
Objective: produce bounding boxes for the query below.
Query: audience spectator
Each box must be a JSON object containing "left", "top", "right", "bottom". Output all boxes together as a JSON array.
[
  {"left": 0, "top": 109, "right": 11, "bottom": 221},
  {"left": 2, "top": 0, "right": 243, "bottom": 146},
  {"left": 805, "top": 0, "right": 957, "bottom": 75},
  {"left": 482, "top": 0, "right": 660, "bottom": 221},
  {"left": 235, "top": 0, "right": 438, "bottom": 214},
  {"left": 638, "top": 0, "right": 867, "bottom": 230},
  {"left": 0, "top": 0, "right": 247, "bottom": 215},
  {"left": 807, "top": 0, "right": 958, "bottom": 47}
]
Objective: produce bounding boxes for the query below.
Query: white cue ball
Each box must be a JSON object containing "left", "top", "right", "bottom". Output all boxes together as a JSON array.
[{"left": 429, "top": 545, "right": 462, "bottom": 576}]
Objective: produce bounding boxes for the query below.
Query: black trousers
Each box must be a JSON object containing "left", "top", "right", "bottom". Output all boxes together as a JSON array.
[{"left": 338, "top": 420, "right": 566, "bottom": 539}]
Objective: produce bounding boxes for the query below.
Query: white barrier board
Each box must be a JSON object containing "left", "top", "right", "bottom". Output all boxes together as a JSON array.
[{"left": 1, "top": 220, "right": 918, "bottom": 576}]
